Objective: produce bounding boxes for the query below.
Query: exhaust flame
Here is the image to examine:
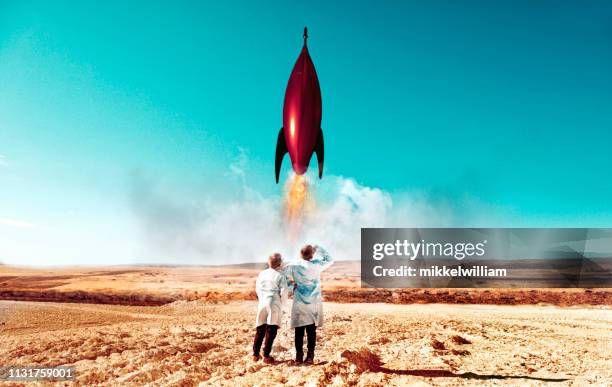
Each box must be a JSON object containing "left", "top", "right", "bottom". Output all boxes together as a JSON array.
[{"left": 284, "top": 174, "right": 314, "bottom": 240}]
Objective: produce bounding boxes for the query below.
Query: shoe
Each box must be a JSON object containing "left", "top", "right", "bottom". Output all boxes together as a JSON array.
[
  {"left": 263, "top": 356, "right": 275, "bottom": 364},
  {"left": 304, "top": 352, "right": 314, "bottom": 365},
  {"left": 295, "top": 352, "right": 304, "bottom": 363},
  {"left": 252, "top": 355, "right": 260, "bottom": 362}
]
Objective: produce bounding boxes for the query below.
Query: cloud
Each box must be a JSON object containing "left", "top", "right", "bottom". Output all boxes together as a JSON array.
[
  {"left": 0, "top": 217, "right": 36, "bottom": 229},
  {"left": 227, "top": 147, "right": 248, "bottom": 186},
  {"left": 298, "top": 176, "right": 454, "bottom": 260},
  {"left": 128, "top": 151, "right": 497, "bottom": 264}
]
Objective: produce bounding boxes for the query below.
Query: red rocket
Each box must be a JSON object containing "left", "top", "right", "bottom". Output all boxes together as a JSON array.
[{"left": 275, "top": 27, "right": 324, "bottom": 183}]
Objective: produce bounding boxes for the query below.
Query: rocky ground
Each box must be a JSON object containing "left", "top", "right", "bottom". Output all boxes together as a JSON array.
[
  {"left": 1, "top": 300, "right": 610, "bottom": 386},
  {"left": 1, "top": 264, "right": 609, "bottom": 306}
]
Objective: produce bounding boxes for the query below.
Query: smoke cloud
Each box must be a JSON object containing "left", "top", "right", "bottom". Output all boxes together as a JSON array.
[{"left": 128, "top": 154, "right": 507, "bottom": 265}]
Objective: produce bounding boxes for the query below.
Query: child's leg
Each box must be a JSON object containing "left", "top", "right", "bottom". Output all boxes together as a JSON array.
[
  {"left": 262, "top": 325, "right": 278, "bottom": 358},
  {"left": 253, "top": 324, "right": 267, "bottom": 356},
  {"left": 305, "top": 324, "right": 317, "bottom": 360},
  {"left": 294, "top": 325, "right": 306, "bottom": 360}
]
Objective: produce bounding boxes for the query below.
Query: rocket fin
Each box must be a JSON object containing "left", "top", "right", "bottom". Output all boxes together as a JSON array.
[
  {"left": 275, "top": 127, "right": 288, "bottom": 183},
  {"left": 315, "top": 128, "right": 324, "bottom": 179}
]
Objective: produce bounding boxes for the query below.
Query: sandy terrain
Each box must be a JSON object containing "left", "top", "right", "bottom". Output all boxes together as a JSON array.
[
  {"left": 0, "top": 265, "right": 610, "bottom": 386},
  {"left": 1, "top": 300, "right": 610, "bottom": 386},
  {"left": 1, "top": 264, "right": 609, "bottom": 306}
]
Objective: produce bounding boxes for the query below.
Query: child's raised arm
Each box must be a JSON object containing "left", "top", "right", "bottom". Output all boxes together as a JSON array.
[{"left": 311, "top": 246, "right": 334, "bottom": 271}]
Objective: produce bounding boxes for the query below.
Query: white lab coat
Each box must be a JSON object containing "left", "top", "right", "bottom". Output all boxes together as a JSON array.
[
  {"left": 255, "top": 267, "right": 288, "bottom": 327},
  {"left": 285, "top": 247, "right": 334, "bottom": 328}
]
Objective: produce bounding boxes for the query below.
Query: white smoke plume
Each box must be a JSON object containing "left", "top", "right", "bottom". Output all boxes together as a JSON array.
[{"left": 129, "top": 153, "right": 503, "bottom": 265}]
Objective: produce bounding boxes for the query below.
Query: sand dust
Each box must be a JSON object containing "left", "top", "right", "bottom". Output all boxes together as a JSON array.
[{"left": 1, "top": 300, "right": 610, "bottom": 386}]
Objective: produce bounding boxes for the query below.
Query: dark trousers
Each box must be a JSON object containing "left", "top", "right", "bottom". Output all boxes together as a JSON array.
[
  {"left": 294, "top": 324, "right": 316, "bottom": 355},
  {"left": 253, "top": 324, "right": 278, "bottom": 357}
]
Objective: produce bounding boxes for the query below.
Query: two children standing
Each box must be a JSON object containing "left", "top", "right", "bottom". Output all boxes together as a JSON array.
[{"left": 253, "top": 245, "right": 333, "bottom": 365}]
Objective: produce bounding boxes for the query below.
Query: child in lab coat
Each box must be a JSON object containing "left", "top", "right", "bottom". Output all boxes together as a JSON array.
[
  {"left": 253, "top": 253, "right": 288, "bottom": 363},
  {"left": 285, "top": 245, "right": 334, "bottom": 364}
]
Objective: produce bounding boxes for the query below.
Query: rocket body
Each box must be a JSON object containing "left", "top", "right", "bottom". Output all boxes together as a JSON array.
[{"left": 275, "top": 27, "right": 324, "bottom": 183}]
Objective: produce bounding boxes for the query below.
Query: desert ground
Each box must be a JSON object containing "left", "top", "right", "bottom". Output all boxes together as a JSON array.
[
  {"left": 1, "top": 300, "right": 611, "bottom": 386},
  {"left": 1, "top": 263, "right": 609, "bottom": 306},
  {"left": 0, "top": 264, "right": 610, "bottom": 386}
]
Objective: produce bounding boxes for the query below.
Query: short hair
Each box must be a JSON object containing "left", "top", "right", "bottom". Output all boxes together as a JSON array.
[
  {"left": 268, "top": 253, "right": 282, "bottom": 269},
  {"left": 301, "top": 245, "right": 314, "bottom": 261}
]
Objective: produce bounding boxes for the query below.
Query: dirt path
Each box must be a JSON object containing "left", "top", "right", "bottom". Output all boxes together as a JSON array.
[{"left": 1, "top": 301, "right": 610, "bottom": 386}]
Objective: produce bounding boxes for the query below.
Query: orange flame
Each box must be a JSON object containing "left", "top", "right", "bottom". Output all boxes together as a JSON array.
[{"left": 284, "top": 174, "right": 314, "bottom": 240}]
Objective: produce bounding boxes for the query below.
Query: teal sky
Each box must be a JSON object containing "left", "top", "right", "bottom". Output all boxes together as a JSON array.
[{"left": 1, "top": 1, "right": 611, "bottom": 265}]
